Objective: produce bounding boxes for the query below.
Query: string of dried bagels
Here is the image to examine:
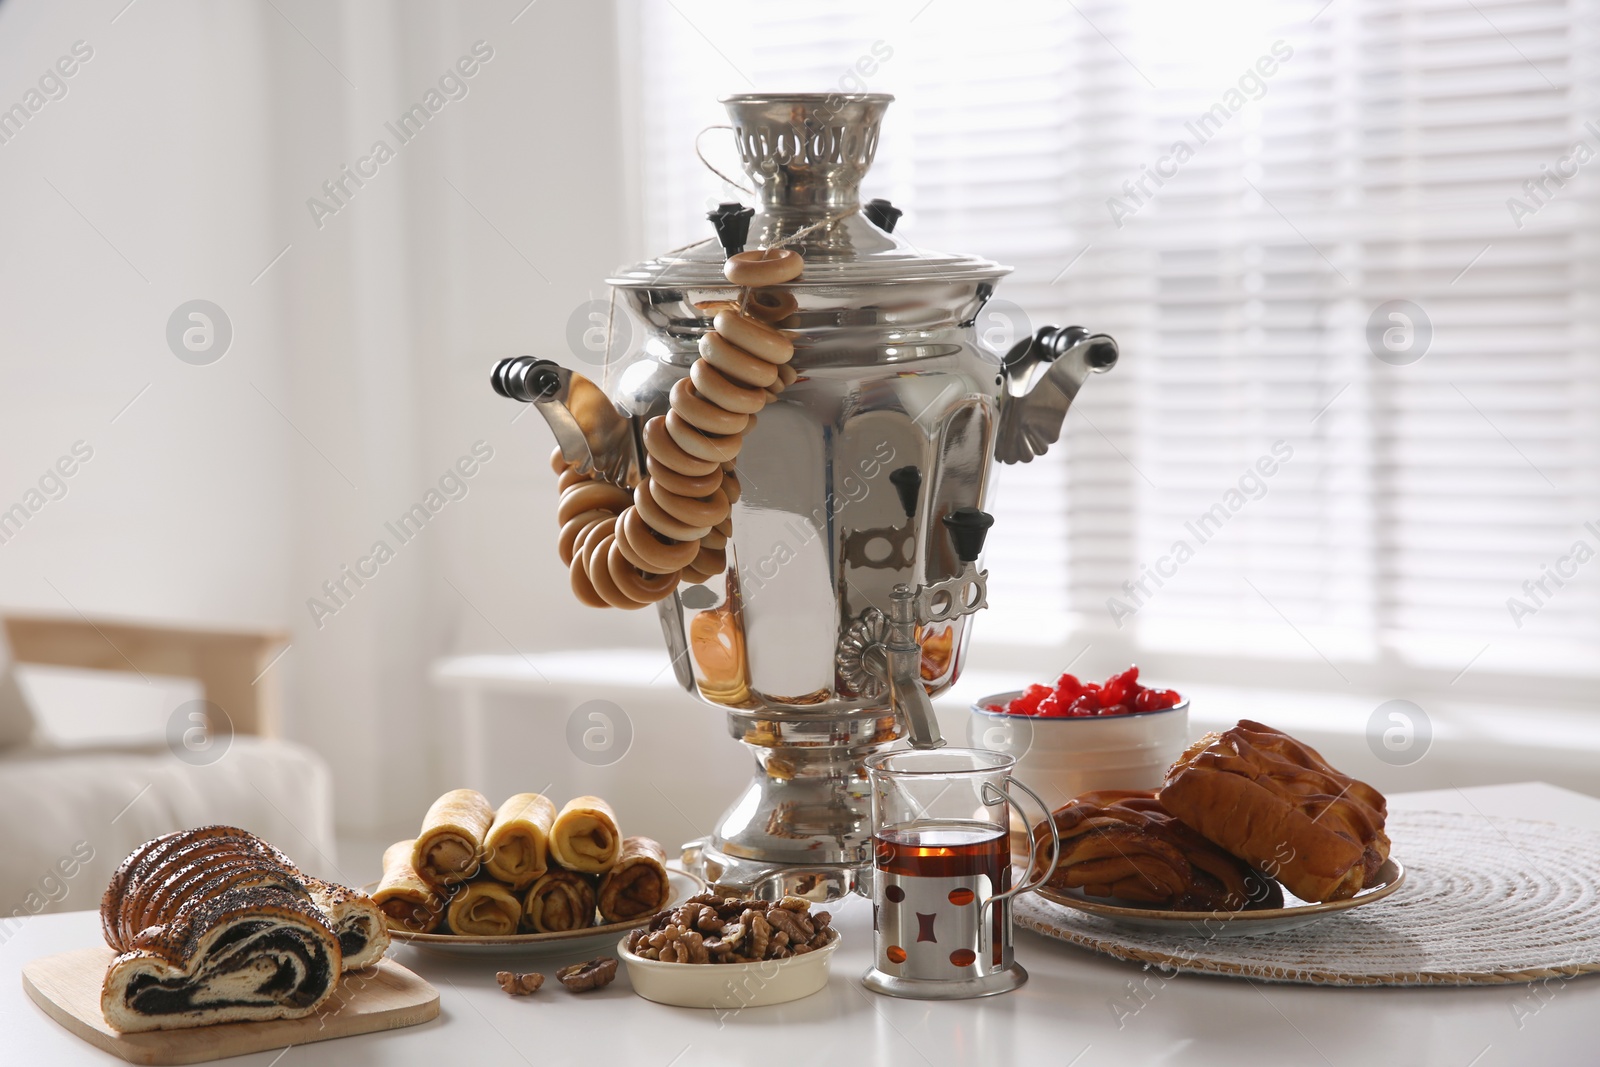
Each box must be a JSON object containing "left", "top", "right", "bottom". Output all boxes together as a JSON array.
[{"left": 555, "top": 246, "right": 805, "bottom": 608}]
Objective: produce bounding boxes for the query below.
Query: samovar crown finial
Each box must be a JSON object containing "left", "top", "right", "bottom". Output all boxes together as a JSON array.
[{"left": 719, "top": 92, "right": 893, "bottom": 213}]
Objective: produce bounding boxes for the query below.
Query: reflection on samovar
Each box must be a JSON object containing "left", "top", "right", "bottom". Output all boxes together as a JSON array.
[{"left": 492, "top": 93, "right": 1116, "bottom": 900}]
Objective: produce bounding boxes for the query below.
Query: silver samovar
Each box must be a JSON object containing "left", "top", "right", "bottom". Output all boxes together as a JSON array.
[{"left": 492, "top": 93, "right": 1116, "bottom": 900}]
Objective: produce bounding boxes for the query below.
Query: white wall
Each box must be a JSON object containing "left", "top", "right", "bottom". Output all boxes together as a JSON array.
[
  {"left": 0, "top": 1, "right": 291, "bottom": 627},
  {"left": 0, "top": 0, "right": 658, "bottom": 836}
]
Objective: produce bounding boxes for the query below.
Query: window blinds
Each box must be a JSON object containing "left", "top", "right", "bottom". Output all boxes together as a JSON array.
[{"left": 626, "top": 0, "right": 1600, "bottom": 690}]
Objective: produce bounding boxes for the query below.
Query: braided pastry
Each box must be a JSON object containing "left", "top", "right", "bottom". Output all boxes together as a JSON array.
[
  {"left": 99, "top": 826, "right": 388, "bottom": 1032},
  {"left": 555, "top": 249, "right": 803, "bottom": 609}
]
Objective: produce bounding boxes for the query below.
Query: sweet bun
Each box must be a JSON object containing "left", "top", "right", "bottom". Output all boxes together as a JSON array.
[
  {"left": 1036, "top": 789, "right": 1282, "bottom": 911},
  {"left": 1159, "top": 720, "right": 1389, "bottom": 903}
]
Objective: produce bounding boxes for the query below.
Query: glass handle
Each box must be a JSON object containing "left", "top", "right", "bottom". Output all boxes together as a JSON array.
[{"left": 980, "top": 775, "right": 1060, "bottom": 909}]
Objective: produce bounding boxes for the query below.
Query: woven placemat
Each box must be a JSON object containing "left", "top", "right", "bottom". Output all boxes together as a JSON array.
[{"left": 1016, "top": 809, "right": 1600, "bottom": 986}]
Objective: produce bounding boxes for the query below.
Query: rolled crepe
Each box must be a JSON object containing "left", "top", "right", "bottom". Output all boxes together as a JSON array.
[
  {"left": 372, "top": 839, "right": 446, "bottom": 934},
  {"left": 446, "top": 880, "right": 522, "bottom": 937},
  {"left": 597, "top": 836, "right": 671, "bottom": 923},
  {"left": 547, "top": 795, "right": 621, "bottom": 873},
  {"left": 484, "top": 793, "right": 558, "bottom": 889},
  {"left": 412, "top": 788, "right": 493, "bottom": 888},
  {"left": 522, "top": 869, "right": 596, "bottom": 933}
]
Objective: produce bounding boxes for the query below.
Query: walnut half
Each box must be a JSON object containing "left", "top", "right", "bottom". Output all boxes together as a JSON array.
[
  {"left": 557, "top": 956, "right": 619, "bottom": 992},
  {"left": 496, "top": 971, "right": 544, "bottom": 996}
]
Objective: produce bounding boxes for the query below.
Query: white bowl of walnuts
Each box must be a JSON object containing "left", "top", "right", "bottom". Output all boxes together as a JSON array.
[{"left": 618, "top": 892, "right": 840, "bottom": 1009}]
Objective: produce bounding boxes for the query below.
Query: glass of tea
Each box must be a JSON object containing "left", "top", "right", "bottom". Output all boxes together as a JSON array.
[{"left": 862, "top": 748, "right": 1058, "bottom": 1000}]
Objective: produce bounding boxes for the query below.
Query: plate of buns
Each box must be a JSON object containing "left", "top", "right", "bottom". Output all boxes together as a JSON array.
[
  {"left": 1030, "top": 720, "right": 1403, "bottom": 935},
  {"left": 373, "top": 788, "right": 703, "bottom": 956}
]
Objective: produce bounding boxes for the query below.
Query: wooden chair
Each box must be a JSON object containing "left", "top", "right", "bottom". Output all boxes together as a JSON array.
[{"left": 1, "top": 614, "right": 289, "bottom": 737}]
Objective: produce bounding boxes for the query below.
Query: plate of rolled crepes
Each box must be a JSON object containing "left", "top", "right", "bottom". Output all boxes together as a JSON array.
[
  {"left": 1030, "top": 720, "right": 1404, "bottom": 935},
  {"left": 372, "top": 788, "right": 704, "bottom": 955}
]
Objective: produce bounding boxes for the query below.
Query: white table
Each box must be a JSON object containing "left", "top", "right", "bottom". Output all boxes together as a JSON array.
[{"left": 5, "top": 782, "right": 1595, "bottom": 1065}]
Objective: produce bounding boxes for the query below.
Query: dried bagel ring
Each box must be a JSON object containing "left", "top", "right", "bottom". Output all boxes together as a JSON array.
[
  {"left": 712, "top": 311, "right": 793, "bottom": 365},
  {"left": 613, "top": 513, "right": 665, "bottom": 572},
  {"left": 670, "top": 377, "right": 751, "bottom": 436},
  {"left": 699, "top": 331, "right": 779, "bottom": 388},
  {"left": 619, "top": 507, "right": 701, "bottom": 572},
  {"left": 569, "top": 549, "right": 608, "bottom": 608},
  {"left": 559, "top": 507, "right": 613, "bottom": 566},
  {"left": 634, "top": 481, "right": 712, "bottom": 542},
  {"left": 607, "top": 541, "right": 677, "bottom": 603},
  {"left": 643, "top": 416, "right": 720, "bottom": 478},
  {"left": 556, "top": 465, "right": 588, "bottom": 493},
  {"left": 549, "top": 446, "right": 570, "bottom": 474},
  {"left": 572, "top": 513, "right": 615, "bottom": 561},
  {"left": 691, "top": 545, "right": 727, "bottom": 575},
  {"left": 747, "top": 287, "right": 799, "bottom": 323},
  {"left": 648, "top": 479, "right": 730, "bottom": 529},
  {"left": 646, "top": 455, "right": 723, "bottom": 498},
  {"left": 665, "top": 411, "right": 744, "bottom": 466},
  {"left": 681, "top": 563, "right": 719, "bottom": 585},
  {"left": 585, "top": 533, "right": 646, "bottom": 609},
  {"left": 690, "top": 360, "right": 768, "bottom": 415},
  {"left": 724, "top": 248, "right": 803, "bottom": 287},
  {"left": 558, "top": 480, "right": 631, "bottom": 526}
]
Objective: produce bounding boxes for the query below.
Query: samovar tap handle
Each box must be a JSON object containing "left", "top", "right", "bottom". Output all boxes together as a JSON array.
[
  {"left": 490, "top": 356, "right": 641, "bottom": 487},
  {"left": 886, "top": 582, "right": 945, "bottom": 750},
  {"left": 994, "top": 325, "right": 1118, "bottom": 465},
  {"left": 883, "top": 507, "right": 997, "bottom": 750}
]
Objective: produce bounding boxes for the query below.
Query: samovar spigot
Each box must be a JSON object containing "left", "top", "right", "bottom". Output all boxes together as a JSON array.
[{"left": 869, "top": 505, "right": 995, "bottom": 750}]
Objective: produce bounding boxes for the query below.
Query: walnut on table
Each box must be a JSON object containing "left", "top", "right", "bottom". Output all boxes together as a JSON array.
[
  {"left": 496, "top": 971, "right": 544, "bottom": 995},
  {"left": 557, "top": 956, "right": 619, "bottom": 992}
]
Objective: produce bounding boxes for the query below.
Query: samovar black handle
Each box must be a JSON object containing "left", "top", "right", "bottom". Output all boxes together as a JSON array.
[
  {"left": 888, "top": 465, "right": 922, "bottom": 518},
  {"left": 864, "top": 198, "right": 903, "bottom": 233},
  {"left": 491, "top": 355, "right": 561, "bottom": 401},
  {"left": 942, "top": 507, "right": 994, "bottom": 563},
  {"left": 707, "top": 202, "right": 755, "bottom": 257}
]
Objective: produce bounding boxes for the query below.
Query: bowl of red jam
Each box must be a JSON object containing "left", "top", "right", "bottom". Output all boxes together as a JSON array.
[{"left": 970, "top": 667, "right": 1189, "bottom": 845}]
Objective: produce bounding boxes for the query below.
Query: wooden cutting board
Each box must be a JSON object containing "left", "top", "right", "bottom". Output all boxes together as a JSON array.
[{"left": 22, "top": 946, "right": 438, "bottom": 1065}]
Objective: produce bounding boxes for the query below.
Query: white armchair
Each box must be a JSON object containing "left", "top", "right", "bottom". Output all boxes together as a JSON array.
[{"left": 0, "top": 614, "right": 335, "bottom": 927}]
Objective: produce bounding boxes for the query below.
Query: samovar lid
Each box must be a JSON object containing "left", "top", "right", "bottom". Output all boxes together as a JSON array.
[{"left": 608, "top": 93, "right": 1010, "bottom": 289}]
